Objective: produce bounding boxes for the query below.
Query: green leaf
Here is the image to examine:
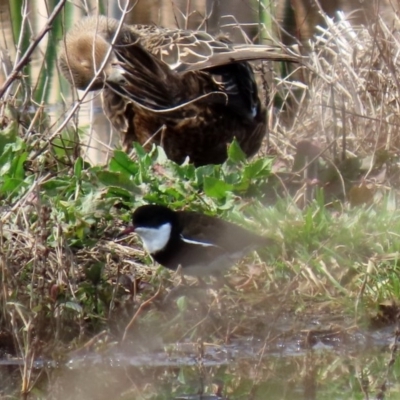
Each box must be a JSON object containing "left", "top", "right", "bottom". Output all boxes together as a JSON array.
[
  {"left": 0, "top": 148, "right": 12, "bottom": 176},
  {"left": 85, "top": 262, "right": 103, "bottom": 285},
  {"left": 195, "top": 165, "right": 219, "bottom": 186},
  {"left": 41, "top": 179, "right": 70, "bottom": 196},
  {"left": 154, "top": 145, "right": 168, "bottom": 164},
  {"left": 96, "top": 171, "right": 141, "bottom": 194},
  {"left": 177, "top": 368, "right": 187, "bottom": 385},
  {"left": 106, "top": 186, "right": 134, "bottom": 199},
  {"left": 133, "top": 142, "right": 147, "bottom": 158},
  {"left": 243, "top": 158, "right": 273, "bottom": 180},
  {"left": 216, "top": 194, "right": 235, "bottom": 210},
  {"left": 232, "top": 180, "right": 250, "bottom": 193},
  {"left": 0, "top": 177, "right": 25, "bottom": 195},
  {"left": 110, "top": 151, "right": 138, "bottom": 175},
  {"left": 32, "top": 304, "right": 43, "bottom": 313},
  {"left": 203, "top": 177, "right": 233, "bottom": 199},
  {"left": 227, "top": 138, "right": 247, "bottom": 163},
  {"left": 10, "top": 152, "right": 27, "bottom": 180},
  {"left": 75, "top": 225, "right": 86, "bottom": 240},
  {"left": 74, "top": 157, "right": 83, "bottom": 179},
  {"left": 176, "top": 296, "right": 188, "bottom": 312},
  {"left": 169, "top": 161, "right": 196, "bottom": 181},
  {"left": 52, "top": 128, "right": 78, "bottom": 158},
  {"left": 64, "top": 301, "right": 83, "bottom": 314}
]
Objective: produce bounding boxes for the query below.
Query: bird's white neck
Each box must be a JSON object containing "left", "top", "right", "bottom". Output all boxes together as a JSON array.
[{"left": 135, "top": 223, "right": 172, "bottom": 254}]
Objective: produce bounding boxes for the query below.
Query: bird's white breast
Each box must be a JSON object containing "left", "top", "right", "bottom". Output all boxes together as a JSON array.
[{"left": 135, "top": 223, "right": 172, "bottom": 254}]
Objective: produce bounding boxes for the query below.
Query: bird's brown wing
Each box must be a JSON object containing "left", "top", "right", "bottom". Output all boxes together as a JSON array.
[
  {"left": 177, "top": 211, "right": 268, "bottom": 253},
  {"left": 139, "top": 27, "right": 300, "bottom": 73},
  {"left": 108, "top": 34, "right": 228, "bottom": 114},
  {"left": 109, "top": 40, "right": 175, "bottom": 110},
  {"left": 135, "top": 27, "right": 297, "bottom": 118}
]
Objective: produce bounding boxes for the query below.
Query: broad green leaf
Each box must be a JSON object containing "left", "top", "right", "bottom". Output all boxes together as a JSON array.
[
  {"left": 133, "top": 142, "right": 147, "bottom": 158},
  {"left": 195, "top": 165, "right": 219, "bottom": 186},
  {"left": 106, "top": 186, "right": 134, "bottom": 199},
  {"left": 0, "top": 148, "right": 12, "bottom": 176},
  {"left": 96, "top": 171, "right": 141, "bottom": 194},
  {"left": 232, "top": 180, "right": 250, "bottom": 192},
  {"left": 204, "top": 177, "right": 233, "bottom": 199},
  {"left": 41, "top": 179, "right": 70, "bottom": 193},
  {"left": 64, "top": 301, "right": 83, "bottom": 314},
  {"left": 0, "top": 177, "right": 25, "bottom": 195},
  {"left": 243, "top": 158, "right": 273, "bottom": 180},
  {"left": 169, "top": 161, "right": 196, "bottom": 181},
  {"left": 227, "top": 138, "right": 246, "bottom": 163},
  {"left": 10, "top": 152, "right": 27, "bottom": 180},
  {"left": 0, "top": 140, "right": 25, "bottom": 176},
  {"left": 110, "top": 151, "right": 138, "bottom": 175},
  {"left": 154, "top": 145, "right": 168, "bottom": 163},
  {"left": 216, "top": 195, "right": 236, "bottom": 210}
]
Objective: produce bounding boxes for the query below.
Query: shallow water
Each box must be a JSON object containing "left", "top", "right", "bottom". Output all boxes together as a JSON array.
[{"left": 1, "top": 320, "right": 399, "bottom": 399}]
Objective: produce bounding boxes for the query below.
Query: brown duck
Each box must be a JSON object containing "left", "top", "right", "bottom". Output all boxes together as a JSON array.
[{"left": 59, "top": 16, "right": 298, "bottom": 166}]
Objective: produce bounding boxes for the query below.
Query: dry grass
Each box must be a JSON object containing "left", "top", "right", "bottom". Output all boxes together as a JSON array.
[{"left": 276, "top": 11, "right": 400, "bottom": 147}]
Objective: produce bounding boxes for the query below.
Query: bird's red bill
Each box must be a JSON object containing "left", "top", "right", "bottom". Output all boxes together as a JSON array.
[{"left": 118, "top": 226, "right": 136, "bottom": 238}]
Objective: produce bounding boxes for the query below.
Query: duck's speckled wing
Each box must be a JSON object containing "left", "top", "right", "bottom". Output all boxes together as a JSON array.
[
  {"left": 135, "top": 26, "right": 299, "bottom": 72},
  {"left": 110, "top": 26, "right": 271, "bottom": 123}
]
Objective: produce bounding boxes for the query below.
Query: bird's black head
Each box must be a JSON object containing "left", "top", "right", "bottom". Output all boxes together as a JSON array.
[{"left": 132, "top": 204, "right": 178, "bottom": 229}]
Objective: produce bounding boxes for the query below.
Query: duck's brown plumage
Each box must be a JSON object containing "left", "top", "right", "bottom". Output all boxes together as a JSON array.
[{"left": 59, "top": 16, "right": 298, "bottom": 166}]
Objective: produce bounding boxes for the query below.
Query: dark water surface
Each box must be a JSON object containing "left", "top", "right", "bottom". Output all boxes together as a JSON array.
[{"left": 1, "top": 317, "right": 399, "bottom": 400}]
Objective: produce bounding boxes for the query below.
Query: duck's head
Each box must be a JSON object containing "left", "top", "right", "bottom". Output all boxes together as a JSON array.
[{"left": 59, "top": 16, "right": 125, "bottom": 90}]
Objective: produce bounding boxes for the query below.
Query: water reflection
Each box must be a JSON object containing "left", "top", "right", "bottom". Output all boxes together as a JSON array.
[
  {"left": 0, "top": 321, "right": 398, "bottom": 399},
  {"left": 38, "top": 341, "right": 400, "bottom": 399}
]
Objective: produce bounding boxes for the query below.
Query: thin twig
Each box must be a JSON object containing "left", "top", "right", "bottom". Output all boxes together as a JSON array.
[
  {"left": 0, "top": 0, "right": 67, "bottom": 99},
  {"left": 122, "top": 283, "right": 162, "bottom": 342}
]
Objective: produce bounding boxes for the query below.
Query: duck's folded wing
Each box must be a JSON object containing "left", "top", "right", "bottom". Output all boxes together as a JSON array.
[{"left": 143, "top": 28, "right": 300, "bottom": 73}]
